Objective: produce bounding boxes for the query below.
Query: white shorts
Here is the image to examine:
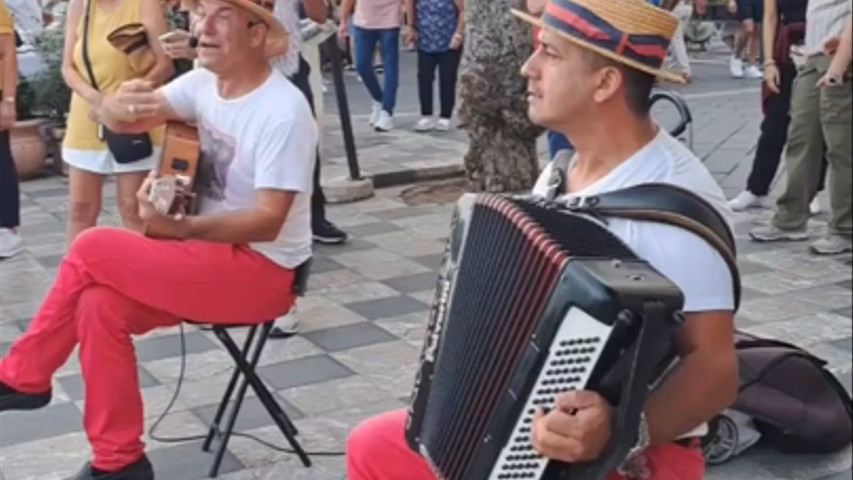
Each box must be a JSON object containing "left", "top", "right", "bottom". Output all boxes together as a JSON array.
[{"left": 63, "top": 146, "right": 159, "bottom": 175}]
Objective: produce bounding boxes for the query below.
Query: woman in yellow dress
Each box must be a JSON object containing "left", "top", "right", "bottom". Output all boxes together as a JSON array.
[{"left": 61, "top": 0, "right": 172, "bottom": 244}]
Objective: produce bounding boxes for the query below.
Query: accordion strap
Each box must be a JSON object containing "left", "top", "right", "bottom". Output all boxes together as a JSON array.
[{"left": 546, "top": 155, "right": 742, "bottom": 310}]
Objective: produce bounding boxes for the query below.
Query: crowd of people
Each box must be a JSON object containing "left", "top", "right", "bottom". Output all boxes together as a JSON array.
[{"left": 0, "top": 0, "right": 850, "bottom": 478}]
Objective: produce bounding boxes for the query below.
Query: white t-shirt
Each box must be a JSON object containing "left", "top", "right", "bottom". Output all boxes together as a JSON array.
[
  {"left": 532, "top": 129, "right": 735, "bottom": 313},
  {"left": 163, "top": 68, "right": 318, "bottom": 269}
]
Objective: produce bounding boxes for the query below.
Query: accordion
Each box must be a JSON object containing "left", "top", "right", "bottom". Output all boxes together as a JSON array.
[{"left": 406, "top": 194, "right": 686, "bottom": 480}]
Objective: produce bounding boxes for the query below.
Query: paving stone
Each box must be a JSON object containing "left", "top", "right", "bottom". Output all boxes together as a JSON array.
[
  {"left": 57, "top": 366, "right": 160, "bottom": 401},
  {"left": 345, "top": 295, "right": 428, "bottom": 320},
  {"left": 135, "top": 331, "right": 219, "bottom": 363},
  {"left": 303, "top": 322, "right": 397, "bottom": 352},
  {"left": 0, "top": 402, "right": 83, "bottom": 447},
  {"left": 192, "top": 394, "right": 305, "bottom": 433},
  {"left": 148, "top": 440, "right": 244, "bottom": 479},
  {"left": 256, "top": 355, "right": 355, "bottom": 391}
]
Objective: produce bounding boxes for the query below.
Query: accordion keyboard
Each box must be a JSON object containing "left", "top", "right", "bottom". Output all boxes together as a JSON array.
[{"left": 488, "top": 307, "right": 614, "bottom": 480}]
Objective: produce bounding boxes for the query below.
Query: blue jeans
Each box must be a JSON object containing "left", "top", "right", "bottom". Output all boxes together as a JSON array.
[
  {"left": 547, "top": 131, "right": 574, "bottom": 158},
  {"left": 353, "top": 26, "right": 400, "bottom": 114}
]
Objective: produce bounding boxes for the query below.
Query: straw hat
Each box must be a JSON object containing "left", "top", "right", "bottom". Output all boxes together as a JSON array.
[
  {"left": 182, "top": 0, "right": 288, "bottom": 58},
  {"left": 512, "top": 0, "right": 684, "bottom": 83},
  {"left": 108, "top": 23, "right": 158, "bottom": 74}
]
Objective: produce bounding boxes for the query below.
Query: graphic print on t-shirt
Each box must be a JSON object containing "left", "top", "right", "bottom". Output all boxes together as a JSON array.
[{"left": 196, "top": 120, "right": 236, "bottom": 201}]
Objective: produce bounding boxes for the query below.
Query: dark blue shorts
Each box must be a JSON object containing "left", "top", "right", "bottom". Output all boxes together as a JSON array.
[{"left": 736, "top": 0, "right": 763, "bottom": 23}]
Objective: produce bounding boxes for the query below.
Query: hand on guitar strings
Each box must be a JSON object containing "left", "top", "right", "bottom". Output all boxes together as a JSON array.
[
  {"left": 137, "top": 172, "right": 191, "bottom": 240},
  {"left": 531, "top": 390, "right": 613, "bottom": 463}
]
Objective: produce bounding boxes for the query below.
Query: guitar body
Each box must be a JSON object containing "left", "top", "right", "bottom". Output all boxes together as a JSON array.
[{"left": 151, "top": 122, "right": 201, "bottom": 216}]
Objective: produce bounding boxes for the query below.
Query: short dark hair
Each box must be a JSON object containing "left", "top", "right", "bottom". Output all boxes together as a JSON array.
[{"left": 581, "top": 50, "right": 656, "bottom": 118}]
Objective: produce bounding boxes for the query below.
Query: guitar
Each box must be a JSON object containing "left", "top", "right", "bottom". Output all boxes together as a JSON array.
[{"left": 149, "top": 122, "right": 201, "bottom": 216}]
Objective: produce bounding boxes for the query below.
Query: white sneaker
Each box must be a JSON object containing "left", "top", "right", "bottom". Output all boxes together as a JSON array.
[
  {"left": 369, "top": 102, "right": 382, "bottom": 126},
  {"left": 744, "top": 65, "right": 764, "bottom": 79},
  {"left": 729, "top": 56, "right": 745, "bottom": 78},
  {"left": 269, "top": 310, "right": 299, "bottom": 339},
  {"left": 728, "top": 191, "right": 766, "bottom": 211},
  {"left": 436, "top": 118, "right": 452, "bottom": 132},
  {"left": 374, "top": 111, "right": 394, "bottom": 132},
  {"left": 810, "top": 235, "right": 853, "bottom": 255},
  {"left": 414, "top": 117, "right": 436, "bottom": 132},
  {"left": 0, "top": 228, "right": 23, "bottom": 259},
  {"left": 810, "top": 197, "right": 822, "bottom": 215}
]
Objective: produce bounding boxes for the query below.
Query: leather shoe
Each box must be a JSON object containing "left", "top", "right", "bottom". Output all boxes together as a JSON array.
[
  {"left": 67, "top": 456, "right": 154, "bottom": 480},
  {"left": 0, "top": 380, "right": 51, "bottom": 412}
]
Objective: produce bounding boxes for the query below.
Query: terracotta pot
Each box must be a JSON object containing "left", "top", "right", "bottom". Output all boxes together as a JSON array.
[{"left": 10, "top": 118, "right": 49, "bottom": 179}]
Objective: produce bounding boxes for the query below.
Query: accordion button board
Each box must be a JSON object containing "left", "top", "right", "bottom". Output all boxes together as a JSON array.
[{"left": 488, "top": 307, "right": 613, "bottom": 480}]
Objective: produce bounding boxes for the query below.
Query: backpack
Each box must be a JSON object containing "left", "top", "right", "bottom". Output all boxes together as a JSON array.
[
  {"left": 545, "top": 154, "right": 853, "bottom": 459},
  {"left": 732, "top": 331, "right": 853, "bottom": 453}
]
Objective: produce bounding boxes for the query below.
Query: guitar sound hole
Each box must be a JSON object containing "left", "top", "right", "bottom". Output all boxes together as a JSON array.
[{"left": 171, "top": 158, "right": 190, "bottom": 172}]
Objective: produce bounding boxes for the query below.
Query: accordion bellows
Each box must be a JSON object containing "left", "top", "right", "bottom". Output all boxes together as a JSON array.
[{"left": 406, "top": 194, "right": 685, "bottom": 480}]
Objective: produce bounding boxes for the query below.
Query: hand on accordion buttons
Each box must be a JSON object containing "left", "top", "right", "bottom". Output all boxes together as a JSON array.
[{"left": 532, "top": 391, "right": 613, "bottom": 464}]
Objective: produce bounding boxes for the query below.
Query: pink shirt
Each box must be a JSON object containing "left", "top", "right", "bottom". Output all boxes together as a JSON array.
[{"left": 354, "top": 0, "right": 403, "bottom": 29}]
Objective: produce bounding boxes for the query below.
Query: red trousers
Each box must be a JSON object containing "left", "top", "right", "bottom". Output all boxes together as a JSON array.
[
  {"left": 346, "top": 410, "right": 706, "bottom": 480},
  {"left": 0, "top": 228, "right": 295, "bottom": 472}
]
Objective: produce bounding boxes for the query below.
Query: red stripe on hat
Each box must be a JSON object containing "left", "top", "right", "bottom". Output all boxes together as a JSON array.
[
  {"left": 545, "top": 2, "right": 613, "bottom": 42},
  {"left": 626, "top": 42, "right": 668, "bottom": 60}
]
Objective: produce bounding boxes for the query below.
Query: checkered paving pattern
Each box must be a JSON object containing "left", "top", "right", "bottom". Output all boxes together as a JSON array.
[{"left": 0, "top": 176, "right": 850, "bottom": 480}]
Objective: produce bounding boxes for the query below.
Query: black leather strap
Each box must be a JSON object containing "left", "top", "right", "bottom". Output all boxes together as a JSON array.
[
  {"left": 81, "top": 0, "right": 99, "bottom": 92},
  {"left": 545, "top": 158, "right": 741, "bottom": 310}
]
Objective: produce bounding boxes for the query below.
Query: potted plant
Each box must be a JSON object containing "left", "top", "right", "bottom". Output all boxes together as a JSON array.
[
  {"left": 9, "top": 73, "right": 48, "bottom": 178},
  {"left": 9, "top": 22, "right": 70, "bottom": 178}
]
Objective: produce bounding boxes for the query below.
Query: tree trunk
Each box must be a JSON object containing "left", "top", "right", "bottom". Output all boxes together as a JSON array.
[{"left": 459, "top": 0, "right": 544, "bottom": 193}]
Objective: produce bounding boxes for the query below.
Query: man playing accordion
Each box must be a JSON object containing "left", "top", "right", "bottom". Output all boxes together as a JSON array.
[{"left": 346, "top": 0, "right": 739, "bottom": 479}]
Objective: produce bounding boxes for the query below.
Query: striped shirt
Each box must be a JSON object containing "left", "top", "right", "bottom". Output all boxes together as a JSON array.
[
  {"left": 805, "top": 0, "right": 852, "bottom": 55},
  {"left": 272, "top": 0, "right": 303, "bottom": 77}
]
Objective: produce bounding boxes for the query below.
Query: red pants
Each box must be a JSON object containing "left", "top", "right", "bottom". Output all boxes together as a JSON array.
[
  {"left": 347, "top": 410, "right": 706, "bottom": 480},
  {"left": 0, "top": 228, "right": 295, "bottom": 472}
]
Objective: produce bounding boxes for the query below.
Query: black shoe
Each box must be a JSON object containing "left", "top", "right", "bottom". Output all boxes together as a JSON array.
[
  {"left": 313, "top": 220, "right": 349, "bottom": 245},
  {"left": 67, "top": 455, "right": 154, "bottom": 480},
  {"left": 0, "top": 380, "right": 51, "bottom": 412}
]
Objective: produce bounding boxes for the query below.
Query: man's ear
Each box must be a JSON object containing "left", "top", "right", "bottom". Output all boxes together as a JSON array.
[
  {"left": 250, "top": 22, "right": 268, "bottom": 50},
  {"left": 591, "top": 66, "right": 623, "bottom": 105}
]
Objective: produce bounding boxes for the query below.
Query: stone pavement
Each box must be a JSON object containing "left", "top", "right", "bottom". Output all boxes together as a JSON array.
[
  {"left": 1, "top": 173, "right": 851, "bottom": 480},
  {"left": 1, "top": 43, "right": 852, "bottom": 480}
]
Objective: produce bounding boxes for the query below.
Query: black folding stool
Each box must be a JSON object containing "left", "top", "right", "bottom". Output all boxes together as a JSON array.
[{"left": 194, "top": 259, "right": 314, "bottom": 477}]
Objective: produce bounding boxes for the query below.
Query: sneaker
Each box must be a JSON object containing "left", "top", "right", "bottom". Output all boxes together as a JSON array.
[
  {"left": 374, "top": 110, "right": 394, "bottom": 132},
  {"left": 313, "top": 220, "right": 349, "bottom": 245},
  {"left": 67, "top": 455, "right": 154, "bottom": 480},
  {"left": 810, "top": 197, "right": 822, "bottom": 215},
  {"left": 729, "top": 56, "right": 745, "bottom": 78},
  {"left": 436, "top": 118, "right": 452, "bottom": 132},
  {"left": 744, "top": 64, "right": 764, "bottom": 79},
  {"left": 728, "top": 191, "right": 767, "bottom": 211},
  {"left": 0, "top": 228, "right": 23, "bottom": 259},
  {"left": 269, "top": 310, "right": 299, "bottom": 339},
  {"left": 749, "top": 225, "right": 810, "bottom": 242},
  {"left": 369, "top": 102, "right": 382, "bottom": 127},
  {"left": 810, "top": 235, "right": 853, "bottom": 255},
  {"left": 414, "top": 117, "right": 436, "bottom": 132},
  {"left": 0, "top": 380, "right": 51, "bottom": 412}
]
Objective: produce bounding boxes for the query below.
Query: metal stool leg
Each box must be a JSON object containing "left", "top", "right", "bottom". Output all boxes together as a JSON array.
[
  {"left": 202, "top": 327, "right": 258, "bottom": 453},
  {"left": 209, "top": 326, "right": 264, "bottom": 478},
  {"left": 216, "top": 324, "right": 313, "bottom": 468}
]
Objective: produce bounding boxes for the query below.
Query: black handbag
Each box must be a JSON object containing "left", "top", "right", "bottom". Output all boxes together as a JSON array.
[{"left": 81, "top": 0, "right": 153, "bottom": 164}]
